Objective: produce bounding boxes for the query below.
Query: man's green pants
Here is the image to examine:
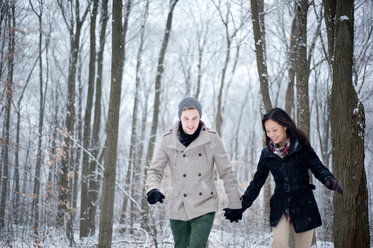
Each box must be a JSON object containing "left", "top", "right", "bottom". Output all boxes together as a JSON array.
[{"left": 170, "top": 212, "right": 215, "bottom": 248}]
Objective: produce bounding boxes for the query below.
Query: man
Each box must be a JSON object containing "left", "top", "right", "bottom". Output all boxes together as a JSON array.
[{"left": 145, "top": 96, "right": 242, "bottom": 248}]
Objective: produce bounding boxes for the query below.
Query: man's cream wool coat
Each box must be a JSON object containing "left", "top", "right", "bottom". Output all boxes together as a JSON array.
[{"left": 146, "top": 121, "right": 242, "bottom": 221}]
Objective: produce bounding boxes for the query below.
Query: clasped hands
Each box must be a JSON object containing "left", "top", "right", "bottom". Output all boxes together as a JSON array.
[
  {"left": 223, "top": 208, "right": 244, "bottom": 223},
  {"left": 223, "top": 198, "right": 250, "bottom": 223}
]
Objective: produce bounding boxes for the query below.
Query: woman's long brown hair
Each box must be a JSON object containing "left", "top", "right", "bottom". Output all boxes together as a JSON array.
[{"left": 262, "top": 108, "right": 311, "bottom": 150}]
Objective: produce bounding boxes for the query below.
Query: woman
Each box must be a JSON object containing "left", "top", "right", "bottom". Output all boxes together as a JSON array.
[{"left": 224, "top": 107, "right": 343, "bottom": 248}]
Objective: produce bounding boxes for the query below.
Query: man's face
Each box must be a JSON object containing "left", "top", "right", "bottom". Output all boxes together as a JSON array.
[{"left": 180, "top": 108, "right": 200, "bottom": 135}]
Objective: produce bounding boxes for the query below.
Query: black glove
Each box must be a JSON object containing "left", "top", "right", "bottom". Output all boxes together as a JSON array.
[
  {"left": 223, "top": 208, "right": 243, "bottom": 223},
  {"left": 147, "top": 189, "right": 165, "bottom": 204},
  {"left": 325, "top": 178, "right": 343, "bottom": 194}
]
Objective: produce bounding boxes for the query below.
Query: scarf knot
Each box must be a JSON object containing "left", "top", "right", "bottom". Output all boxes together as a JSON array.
[
  {"left": 178, "top": 122, "right": 202, "bottom": 147},
  {"left": 270, "top": 138, "right": 290, "bottom": 158}
]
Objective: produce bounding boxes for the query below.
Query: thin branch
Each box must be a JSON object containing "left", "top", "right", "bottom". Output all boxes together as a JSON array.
[{"left": 67, "top": 135, "right": 143, "bottom": 213}]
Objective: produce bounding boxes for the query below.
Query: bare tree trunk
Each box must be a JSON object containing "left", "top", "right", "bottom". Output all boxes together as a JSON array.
[
  {"left": 213, "top": 1, "right": 245, "bottom": 135},
  {"left": 13, "top": 54, "right": 37, "bottom": 226},
  {"left": 14, "top": 106, "right": 21, "bottom": 224},
  {"left": 142, "top": 1, "right": 179, "bottom": 233},
  {"left": 46, "top": 87, "right": 60, "bottom": 228},
  {"left": 322, "top": 0, "right": 336, "bottom": 64},
  {"left": 98, "top": 0, "right": 132, "bottom": 246},
  {"left": 250, "top": 0, "right": 271, "bottom": 113},
  {"left": 80, "top": 0, "right": 99, "bottom": 238},
  {"left": 290, "top": 2, "right": 312, "bottom": 246},
  {"left": 120, "top": 0, "right": 149, "bottom": 231},
  {"left": 0, "top": 1, "right": 15, "bottom": 227},
  {"left": 87, "top": 0, "right": 109, "bottom": 235},
  {"left": 194, "top": 20, "right": 208, "bottom": 100},
  {"left": 0, "top": 2, "right": 6, "bottom": 84},
  {"left": 73, "top": 50, "right": 83, "bottom": 222},
  {"left": 250, "top": 0, "right": 272, "bottom": 231},
  {"left": 330, "top": 1, "right": 370, "bottom": 247},
  {"left": 295, "top": 0, "right": 310, "bottom": 137},
  {"left": 56, "top": 0, "right": 89, "bottom": 244},
  {"left": 285, "top": 15, "right": 296, "bottom": 117},
  {"left": 29, "top": 0, "right": 46, "bottom": 235}
]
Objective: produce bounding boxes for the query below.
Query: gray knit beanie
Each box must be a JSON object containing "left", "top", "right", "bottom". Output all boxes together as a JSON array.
[{"left": 178, "top": 96, "right": 202, "bottom": 119}]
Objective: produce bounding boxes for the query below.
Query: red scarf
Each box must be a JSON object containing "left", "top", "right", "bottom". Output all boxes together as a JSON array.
[{"left": 270, "top": 138, "right": 290, "bottom": 158}]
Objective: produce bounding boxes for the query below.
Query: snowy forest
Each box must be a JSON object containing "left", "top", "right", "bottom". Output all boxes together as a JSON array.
[{"left": 0, "top": 0, "right": 372, "bottom": 247}]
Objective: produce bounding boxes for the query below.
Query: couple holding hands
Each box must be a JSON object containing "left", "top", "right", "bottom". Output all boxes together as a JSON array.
[{"left": 145, "top": 97, "right": 342, "bottom": 248}]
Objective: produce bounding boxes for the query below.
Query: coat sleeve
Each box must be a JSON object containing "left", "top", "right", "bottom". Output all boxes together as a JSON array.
[
  {"left": 306, "top": 147, "right": 335, "bottom": 184},
  {"left": 212, "top": 133, "right": 242, "bottom": 209},
  {"left": 145, "top": 139, "right": 168, "bottom": 194},
  {"left": 242, "top": 152, "right": 269, "bottom": 208}
]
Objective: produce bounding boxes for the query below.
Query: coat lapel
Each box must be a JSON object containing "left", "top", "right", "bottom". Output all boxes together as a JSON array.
[
  {"left": 184, "top": 126, "right": 211, "bottom": 152},
  {"left": 165, "top": 121, "right": 211, "bottom": 152},
  {"left": 165, "top": 122, "right": 185, "bottom": 151}
]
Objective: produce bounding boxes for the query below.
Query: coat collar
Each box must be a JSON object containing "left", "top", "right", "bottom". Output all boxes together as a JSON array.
[
  {"left": 165, "top": 121, "right": 211, "bottom": 152},
  {"left": 262, "top": 137, "right": 302, "bottom": 160}
]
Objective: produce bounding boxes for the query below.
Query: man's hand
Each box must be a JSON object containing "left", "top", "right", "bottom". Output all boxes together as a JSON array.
[
  {"left": 147, "top": 189, "right": 165, "bottom": 204},
  {"left": 223, "top": 208, "right": 243, "bottom": 223}
]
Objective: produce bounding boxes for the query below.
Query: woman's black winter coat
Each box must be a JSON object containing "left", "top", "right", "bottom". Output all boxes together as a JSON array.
[{"left": 242, "top": 138, "right": 336, "bottom": 233}]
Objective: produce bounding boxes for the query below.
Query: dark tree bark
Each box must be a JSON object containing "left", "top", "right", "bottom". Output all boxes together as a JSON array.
[
  {"left": 285, "top": 15, "right": 296, "bottom": 117},
  {"left": 250, "top": 0, "right": 272, "bottom": 230},
  {"left": 80, "top": 0, "right": 99, "bottom": 238},
  {"left": 329, "top": 1, "right": 370, "bottom": 247},
  {"left": 98, "top": 0, "right": 131, "bottom": 246},
  {"left": 142, "top": 0, "right": 179, "bottom": 227},
  {"left": 120, "top": 0, "right": 149, "bottom": 232},
  {"left": 56, "top": 0, "right": 89, "bottom": 244},
  {"left": 322, "top": 0, "right": 337, "bottom": 64},
  {"left": 87, "top": 0, "right": 109, "bottom": 235},
  {"left": 250, "top": 0, "right": 272, "bottom": 113},
  {"left": 29, "top": 0, "right": 48, "bottom": 235},
  {"left": 295, "top": 0, "right": 310, "bottom": 138},
  {"left": 0, "top": 1, "right": 15, "bottom": 228}
]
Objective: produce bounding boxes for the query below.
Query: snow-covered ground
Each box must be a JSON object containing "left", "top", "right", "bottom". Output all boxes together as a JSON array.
[{"left": 1, "top": 224, "right": 335, "bottom": 247}]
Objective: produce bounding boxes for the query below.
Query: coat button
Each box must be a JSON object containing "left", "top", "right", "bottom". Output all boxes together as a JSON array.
[
  {"left": 184, "top": 194, "right": 187, "bottom": 197},
  {"left": 198, "top": 173, "right": 201, "bottom": 176},
  {"left": 183, "top": 154, "right": 186, "bottom": 158},
  {"left": 211, "top": 192, "right": 213, "bottom": 195},
  {"left": 203, "top": 128, "right": 206, "bottom": 131},
  {"left": 199, "top": 153, "right": 202, "bottom": 156},
  {"left": 199, "top": 192, "right": 202, "bottom": 196},
  {"left": 183, "top": 174, "right": 186, "bottom": 177}
]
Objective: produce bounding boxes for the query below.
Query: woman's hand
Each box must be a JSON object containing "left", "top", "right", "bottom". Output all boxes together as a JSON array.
[
  {"left": 223, "top": 208, "right": 243, "bottom": 223},
  {"left": 325, "top": 178, "right": 343, "bottom": 194}
]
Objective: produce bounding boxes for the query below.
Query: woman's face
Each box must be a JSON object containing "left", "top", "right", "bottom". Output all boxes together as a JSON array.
[{"left": 264, "top": 119, "right": 287, "bottom": 147}]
